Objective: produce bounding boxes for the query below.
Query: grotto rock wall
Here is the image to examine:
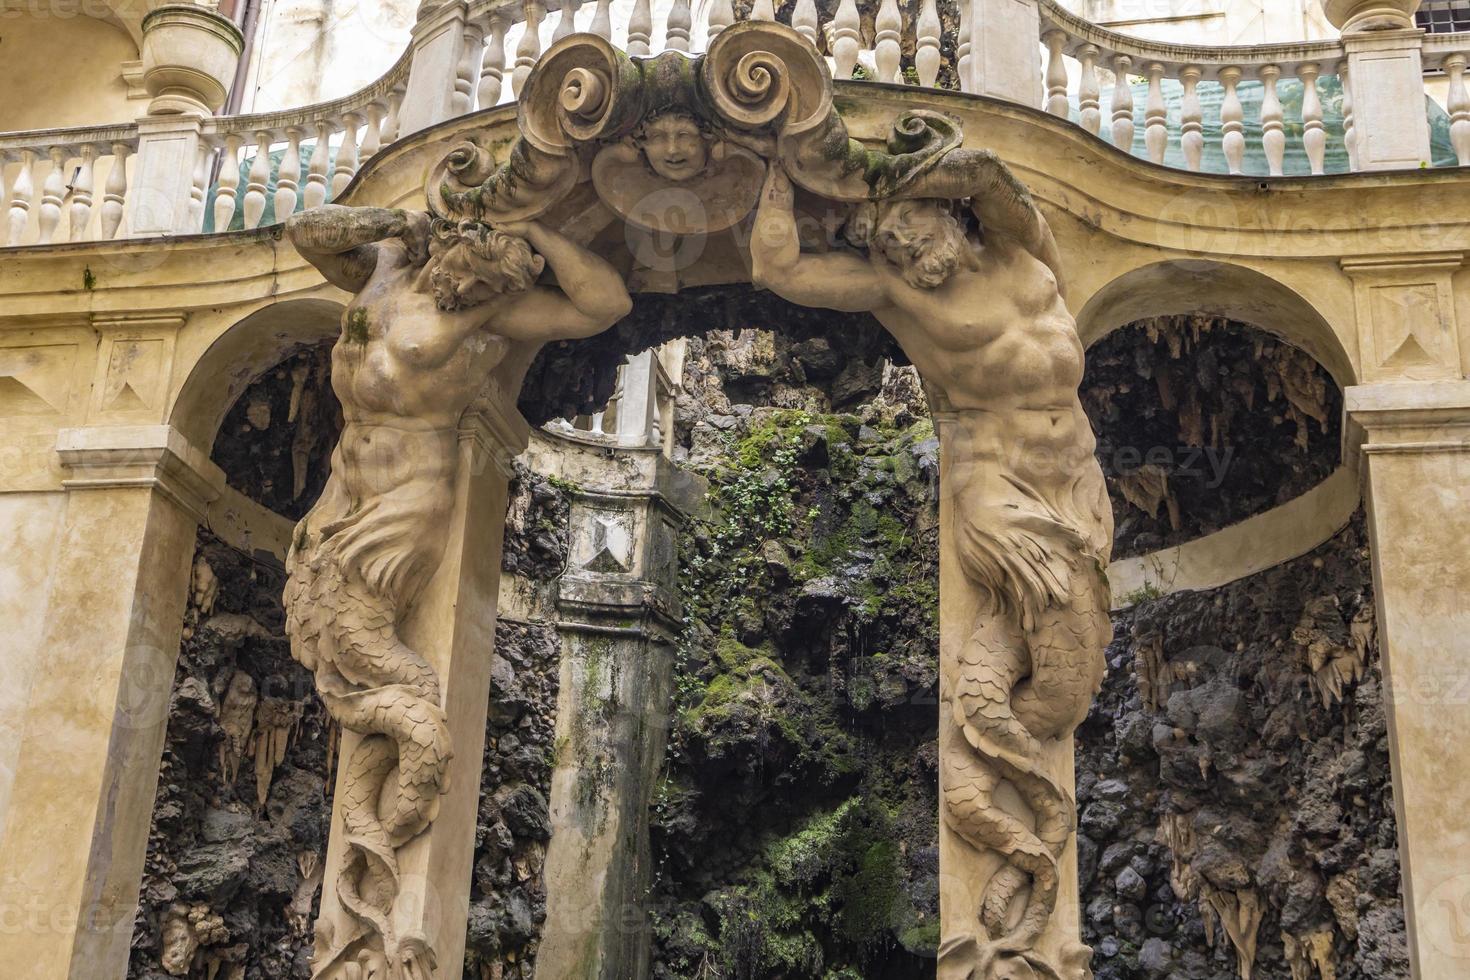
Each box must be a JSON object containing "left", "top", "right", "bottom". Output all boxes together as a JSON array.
[{"left": 1077, "top": 518, "right": 1406, "bottom": 980}]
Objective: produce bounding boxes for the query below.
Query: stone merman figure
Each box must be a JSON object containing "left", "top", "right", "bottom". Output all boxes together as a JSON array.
[
  {"left": 750, "top": 162, "right": 1112, "bottom": 980},
  {"left": 283, "top": 204, "right": 631, "bottom": 980}
]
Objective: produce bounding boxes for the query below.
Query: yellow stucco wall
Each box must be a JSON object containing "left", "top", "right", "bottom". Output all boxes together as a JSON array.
[{"left": 0, "top": 17, "right": 139, "bottom": 132}]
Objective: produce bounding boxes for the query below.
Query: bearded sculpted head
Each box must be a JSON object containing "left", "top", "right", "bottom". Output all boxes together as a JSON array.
[
  {"left": 424, "top": 218, "right": 545, "bottom": 311},
  {"left": 846, "top": 198, "right": 974, "bottom": 290},
  {"left": 633, "top": 109, "right": 713, "bottom": 182}
]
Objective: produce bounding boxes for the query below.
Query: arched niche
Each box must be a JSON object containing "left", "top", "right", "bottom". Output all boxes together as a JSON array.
[
  {"left": 1074, "top": 260, "right": 1357, "bottom": 390},
  {"left": 171, "top": 297, "right": 345, "bottom": 453}
]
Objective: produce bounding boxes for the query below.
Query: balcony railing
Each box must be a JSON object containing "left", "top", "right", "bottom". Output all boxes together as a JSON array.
[{"left": 1, "top": 0, "right": 1467, "bottom": 248}]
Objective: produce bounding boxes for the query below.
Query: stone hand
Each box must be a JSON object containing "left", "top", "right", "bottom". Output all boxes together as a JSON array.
[{"left": 491, "top": 219, "right": 538, "bottom": 240}]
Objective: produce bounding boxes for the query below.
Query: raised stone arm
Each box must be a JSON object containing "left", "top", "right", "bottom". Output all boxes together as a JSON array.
[
  {"left": 286, "top": 205, "right": 428, "bottom": 293},
  {"left": 494, "top": 220, "right": 633, "bottom": 340},
  {"left": 749, "top": 162, "right": 888, "bottom": 314},
  {"left": 957, "top": 150, "right": 1067, "bottom": 296}
]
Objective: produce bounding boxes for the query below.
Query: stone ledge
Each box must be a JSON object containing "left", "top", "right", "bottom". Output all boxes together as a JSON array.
[
  {"left": 56, "top": 423, "right": 225, "bottom": 522},
  {"left": 1346, "top": 380, "right": 1470, "bottom": 452}
]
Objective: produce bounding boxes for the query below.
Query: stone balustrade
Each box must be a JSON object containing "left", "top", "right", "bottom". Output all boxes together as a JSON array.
[
  {"left": 0, "top": 127, "right": 139, "bottom": 245},
  {"left": 550, "top": 347, "right": 680, "bottom": 455},
  {"left": 202, "top": 49, "right": 411, "bottom": 231},
  {"left": 1038, "top": 4, "right": 1355, "bottom": 175},
  {"left": 1, "top": 0, "right": 1468, "bottom": 248}
]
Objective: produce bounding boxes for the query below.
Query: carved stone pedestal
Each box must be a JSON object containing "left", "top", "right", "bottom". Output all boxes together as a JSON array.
[{"left": 520, "top": 433, "right": 704, "bottom": 980}]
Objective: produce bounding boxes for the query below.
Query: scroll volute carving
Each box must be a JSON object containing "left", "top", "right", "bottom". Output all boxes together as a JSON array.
[
  {"left": 699, "top": 21, "right": 830, "bottom": 136},
  {"left": 433, "top": 34, "right": 642, "bottom": 223}
]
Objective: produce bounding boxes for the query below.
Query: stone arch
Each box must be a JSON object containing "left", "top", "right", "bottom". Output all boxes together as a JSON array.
[
  {"left": 1074, "top": 260, "right": 1357, "bottom": 389},
  {"left": 170, "top": 297, "right": 344, "bottom": 452}
]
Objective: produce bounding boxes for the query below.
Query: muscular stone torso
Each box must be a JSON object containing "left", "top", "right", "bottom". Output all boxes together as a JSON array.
[
  {"left": 332, "top": 243, "right": 507, "bottom": 429},
  {"left": 326, "top": 243, "right": 509, "bottom": 509},
  {"left": 871, "top": 235, "right": 1101, "bottom": 513}
]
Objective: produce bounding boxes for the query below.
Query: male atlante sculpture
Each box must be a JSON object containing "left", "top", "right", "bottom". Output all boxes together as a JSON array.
[
  {"left": 752, "top": 163, "right": 1113, "bottom": 979},
  {"left": 282, "top": 205, "right": 631, "bottom": 978}
]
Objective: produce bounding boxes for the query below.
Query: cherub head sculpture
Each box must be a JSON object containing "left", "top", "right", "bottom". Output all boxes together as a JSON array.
[
  {"left": 632, "top": 108, "right": 714, "bottom": 182},
  {"left": 424, "top": 218, "right": 544, "bottom": 311},
  {"left": 846, "top": 198, "right": 975, "bottom": 290}
]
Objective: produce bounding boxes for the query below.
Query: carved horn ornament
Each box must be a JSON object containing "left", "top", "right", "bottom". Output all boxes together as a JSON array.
[
  {"left": 698, "top": 21, "right": 829, "bottom": 132},
  {"left": 432, "top": 34, "right": 641, "bottom": 222},
  {"left": 429, "top": 23, "right": 1014, "bottom": 232}
]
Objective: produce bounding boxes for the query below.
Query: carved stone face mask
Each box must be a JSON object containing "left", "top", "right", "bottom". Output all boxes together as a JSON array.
[{"left": 637, "top": 113, "right": 710, "bottom": 182}]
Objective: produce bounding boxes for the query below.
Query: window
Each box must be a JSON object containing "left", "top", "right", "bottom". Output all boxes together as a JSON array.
[{"left": 1416, "top": 0, "right": 1470, "bottom": 33}]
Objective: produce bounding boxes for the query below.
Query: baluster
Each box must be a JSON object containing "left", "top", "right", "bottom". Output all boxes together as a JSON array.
[
  {"left": 303, "top": 121, "right": 332, "bottom": 210},
  {"left": 1299, "top": 63, "right": 1326, "bottom": 175},
  {"left": 750, "top": 0, "right": 775, "bottom": 21},
  {"left": 360, "top": 104, "right": 384, "bottom": 163},
  {"left": 1341, "top": 64, "right": 1358, "bottom": 172},
  {"left": 334, "top": 113, "right": 362, "bottom": 198},
  {"left": 1111, "top": 55, "right": 1135, "bottom": 152},
  {"left": 69, "top": 144, "right": 97, "bottom": 240},
  {"left": 793, "top": 0, "right": 820, "bottom": 51},
  {"left": 832, "top": 0, "right": 860, "bottom": 81},
  {"left": 1180, "top": 66, "right": 1203, "bottom": 172},
  {"left": 1145, "top": 63, "right": 1167, "bottom": 165},
  {"left": 1446, "top": 53, "right": 1470, "bottom": 167},
  {"left": 592, "top": 0, "right": 615, "bottom": 40},
  {"left": 514, "top": 0, "right": 545, "bottom": 95},
  {"left": 243, "top": 131, "right": 272, "bottom": 230},
  {"left": 101, "top": 143, "right": 129, "bottom": 240},
  {"left": 187, "top": 143, "right": 210, "bottom": 232},
  {"left": 1078, "top": 44, "right": 1101, "bottom": 135},
  {"left": 382, "top": 88, "right": 404, "bottom": 144},
  {"left": 915, "top": 0, "right": 940, "bottom": 87},
  {"left": 1260, "top": 65, "right": 1285, "bottom": 177},
  {"left": 1043, "top": 31, "right": 1069, "bottom": 116},
  {"left": 874, "top": 0, "right": 901, "bottom": 83},
  {"left": 1220, "top": 66, "right": 1245, "bottom": 175},
  {"left": 481, "top": 15, "right": 508, "bottom": 108},
  {"left": 956, "top": 0, "right": 972, "bottom": 92},
  {"left": 213, "top": 134, "right": 242, "bottom": 231},
  {"left": 666, "top": 0, "right": 691, "bottom": 51},
  {"left": 7, "top": 150, "right": 35, "bottom": 245},
  {"left": 38, "top": 147, "right": 66, "bottom": 244},
  {"left": 274, "top": 126, "right": 303, "bottom": 221},
  {"left": 554, "top": 0, "right": 579, "bottom": 43},
  {"left": 455, "top": 22, "right": 484, "bottom": 115},
  {"left": 628, "top": 0, "right": 652, "bottom": 55}
]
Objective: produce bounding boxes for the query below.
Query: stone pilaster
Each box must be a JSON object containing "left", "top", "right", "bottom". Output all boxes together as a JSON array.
[
  {"left": 1346, "top": 380, "right": 1470, "bottom": 979},
  {"left": 0, "top": 424, "right": 222, "bottom": 980},
  {"left": 126, "top": 115, "right": 206, "bottom": 236},
  {"left": 528, "top": 435, "right": 704, "bottom": 980},
  {"left": 397, "top": 0, "right": 481, "bottom": 138}
]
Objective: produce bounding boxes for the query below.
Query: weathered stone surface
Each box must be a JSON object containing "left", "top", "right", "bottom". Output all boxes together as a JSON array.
[{"left": 1076, "top": 517, "right": 1407, "bottom": 980}]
